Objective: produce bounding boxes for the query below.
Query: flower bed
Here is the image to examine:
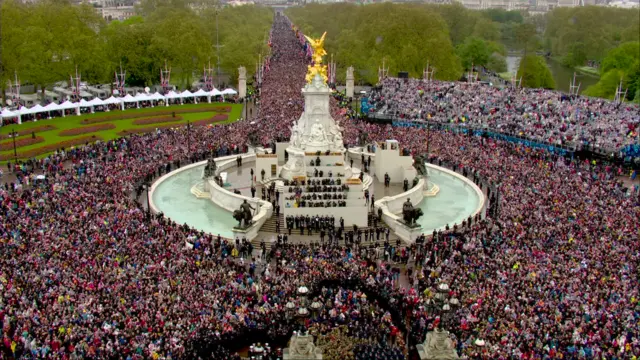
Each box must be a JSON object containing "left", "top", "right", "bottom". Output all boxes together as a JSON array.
[
  {"left": 0, "top": 125, "right": 57, "bottom": 140},
  {"left": 0, "top": 135, "right": 103, "bottom": 161},
  {"left": 117, "top": 114, "right": 229, "bottom": 136},
  {"left": 0, "top": 136, "right": 45, "bottom": 151},
  {"left": 81, "top": 107, "right": 232, "bottom": 125},
  {"left": 59, "top": 123, "right": 116, "bottom": 136},
  {"left": 132, "top": 115, "right": 183, "bottom": 126}
]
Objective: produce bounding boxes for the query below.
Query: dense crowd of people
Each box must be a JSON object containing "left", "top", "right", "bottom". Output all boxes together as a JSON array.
[
  {"left": 1, "top": 13, "right": 639, "bottom": 360},
  {"left": 367, "top": 77, "right": 639, "bottom": 153}
]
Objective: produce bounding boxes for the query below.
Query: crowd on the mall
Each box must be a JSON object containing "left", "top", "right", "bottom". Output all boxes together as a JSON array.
[
  {"left": 1, "top": 13, "right": 639, "bottom": 360},
  {"left": 366, "top": 77, "right": 639, "bottom": 153}
]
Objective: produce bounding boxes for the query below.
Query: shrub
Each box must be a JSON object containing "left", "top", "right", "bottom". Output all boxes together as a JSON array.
[
  {"left": 117, "top": 114, "right": 229, "bottom": 136},
  {"left": 0, "top": 125, "right": 57, "bottom": 140},
  {"left": 80, "top": 107, "right": 232, "bottom": 124},
  {"left": 0, "top": 136, "right": 46, "bottom": 151},
  {"left": 59, "top": 124, "right": 116, "bottom": 136},
  {"left": 0, "top": 135, "right": 103, "bottom": 161},
  {"left": 132, "top": 116, "right": 184, "bottom": 126}
]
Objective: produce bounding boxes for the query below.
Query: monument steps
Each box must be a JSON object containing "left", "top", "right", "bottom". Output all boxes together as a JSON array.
[{"left": 257, "top": 212, "right": 398, "bottom": 248}]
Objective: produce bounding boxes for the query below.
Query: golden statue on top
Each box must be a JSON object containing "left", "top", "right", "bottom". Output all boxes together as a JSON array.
[{"left": 304, "top": 32, "right": 328, "bottom": 84}]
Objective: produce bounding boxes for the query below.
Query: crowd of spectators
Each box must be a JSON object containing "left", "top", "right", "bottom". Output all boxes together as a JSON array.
[
  {"left": 1, "top": 14, "right": 639, "bottom": 360},
  {"left": 366, "top": 77, "right": 639, "bottom": 153}
]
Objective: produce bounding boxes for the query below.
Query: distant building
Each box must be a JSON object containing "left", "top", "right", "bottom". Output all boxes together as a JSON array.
[
  {"left": 457, "top": 0, "right": 529, "bottom": 9},
  {"left": 101, "top": 5, "right": 135, "bottom": 21}
]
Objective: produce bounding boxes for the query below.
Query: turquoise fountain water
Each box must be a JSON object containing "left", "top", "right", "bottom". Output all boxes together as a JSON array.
[
  {"left": 152, "top": 164, "right": 481, "bottom": 238},
  {"left": 416, "top": 169, "right": 482, "bottom": 234},
  {"left": 152, "top": 165, "right": 236, "bottom": 238}
]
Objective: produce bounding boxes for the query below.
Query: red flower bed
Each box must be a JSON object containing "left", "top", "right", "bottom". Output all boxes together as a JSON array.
[
  {"left": 0, "top": 135, "right": 103, "bottom": 161},
  {"left": 81, "top": 107, "right": 231, "bottom": 124},
  {"left": 0, "top": 125, "right": 57, "bottom": 140},
  {"left": 132, "top": 115, "right": 183, "bottom": 126},
  {"left": 117, "top": 114, "right": 229, "bottom": 136},
  {"left": 59, "top": 124, "right": 116, "bottom": 136},
  {"left": 0, "top": 136, "right": 45, "bottom": 151}
]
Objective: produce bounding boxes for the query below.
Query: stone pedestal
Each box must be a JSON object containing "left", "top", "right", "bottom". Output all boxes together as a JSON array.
[
  {"left": 416, "top": 329, "right": 460, "bottom": 360},
  {"left": 238, "top": 66, "right": 247, "bottom": 99},
  {"left": 346, "top": 66, "right": 354, "bottom": 98},
  {"left": 283, "top": 332, "right": 323, "bottom": 360}
]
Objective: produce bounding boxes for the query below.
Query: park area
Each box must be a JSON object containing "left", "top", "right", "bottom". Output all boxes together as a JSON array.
[{"left": 0, "top": 103, "right": 242, "bottom": 162}]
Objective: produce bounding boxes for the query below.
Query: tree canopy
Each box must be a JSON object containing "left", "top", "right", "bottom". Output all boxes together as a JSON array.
[
  {"left": 517, "top": 55, "right": 556, "bottom": 90},
  {"left": 544, "top": 6, "right": 640, "bottom": 67},
  {"left": 584, "top": 42, "right": 639, "bottom": 101},
  {"left": 0, "top": 0, "right": 272, "bottom": 93},
  {"left": 286, "top": 3, "right": 464, "bottom": 84}
]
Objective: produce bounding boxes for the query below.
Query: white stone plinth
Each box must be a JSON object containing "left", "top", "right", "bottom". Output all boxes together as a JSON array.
[{"left": 416, "top": 329, "right": 460, "bottom": 360}]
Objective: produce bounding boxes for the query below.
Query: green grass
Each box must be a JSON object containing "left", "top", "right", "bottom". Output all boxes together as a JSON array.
[
  {"left": 0, "top": 102, "right": 242, "bottom": 163},
  {"left": 575, "top": 66, "right": 600, "bottom": 77},
  {"left": 498, "top": 72, "right": 513, "bottom": 81}
]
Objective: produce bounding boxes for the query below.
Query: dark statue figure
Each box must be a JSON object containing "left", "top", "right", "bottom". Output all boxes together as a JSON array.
[
  {"left": 402, "top": 198, "right": 423, "bottom": 227},
  {"left": 414, "top": 154, "right": 428, "bottom": 176},
  {"left": 233, "top": 200, "right": 255, "bottom": 228},
  {"left": 203, "top": 157, "right": 217, "bottom": 179}
]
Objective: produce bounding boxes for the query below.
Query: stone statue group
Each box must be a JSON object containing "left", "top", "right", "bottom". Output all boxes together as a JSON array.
[
  {"left": 290, "top": 118, "right": 344, "bottom": 151},
  {"left": 402, "top": 198, "right": 423, "bottom": 226},
  {"left": 233, "top": 199, "right": 255, "bottom": 228}
]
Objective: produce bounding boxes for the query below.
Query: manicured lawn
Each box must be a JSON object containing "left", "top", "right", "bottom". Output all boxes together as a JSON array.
[
  {"left": 0, "top": 102, "right": 243, "bottom": 163},
  {"left": 575, "top": 66, "right": 600, "bottom": 77}
]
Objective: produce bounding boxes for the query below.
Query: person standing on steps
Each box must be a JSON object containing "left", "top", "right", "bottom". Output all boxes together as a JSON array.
[{"left": 251, "top": 185, "right": 256, "bottom": 198}]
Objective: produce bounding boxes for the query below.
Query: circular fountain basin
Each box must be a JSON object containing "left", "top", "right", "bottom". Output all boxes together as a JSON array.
[
  {"left": 151, "top": 164, "right": 237, "bottom": 238},
  {"left": 416, "top": 167, "right": 483, "bottom": 234}
]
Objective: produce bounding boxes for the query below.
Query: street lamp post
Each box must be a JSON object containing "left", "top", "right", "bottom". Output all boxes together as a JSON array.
[
  {"left": 187, "top": 120, "right": 191, "bottom": 158},
  {"left": 145, "top": 182, "right": 151, "bottom": 221},
  {"left": 10, "top": 130, "right": 18, "bottom": 162}
]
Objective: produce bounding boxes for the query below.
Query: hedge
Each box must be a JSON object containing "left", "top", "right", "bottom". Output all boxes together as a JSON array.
[
  {"left": 59, "top": 123, "right": 116, "bottom": 136},
  {"left": 117, "top": 114, "right": 229, "bottom": 136},
  {"left": 0, "top": 136, "right": 45, "bottom": 151},
  {"left": 0, "top": 125, "right": 57, "bottom": 140},
  {"left": 132, "top": 115, "right": 184, "bottom": 126},
  {"left": 0, "top": 135, "right": 103, "bottom": 161},
  {"left": 81, "top": 106, "right": 232, "bottom": 125}
]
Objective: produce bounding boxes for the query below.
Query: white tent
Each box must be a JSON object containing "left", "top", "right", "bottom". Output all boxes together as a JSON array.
[
  {"left": 103, "top": 96, "right": 122, "bottom": 105},
  {"left": 133, "top": 93, "right": 148, "bottom": 102},
  {"left": 193, "top": 89, "right": 209, "bottom": 97},
  {"left": 149, "top": 92, "right": 165, "bottom": 101},
  {"left": 1, "top": 108, "right": 17, "bottom": 118},
  {"left": 88, "top": 98, "right": 105, "bottom": 106},
  {"left": 165, "top": 91, "right": 181, "bottom": 99},
  {"left": 122, "top": 94, "right": 137, "bottom": 103},
  {"left": 27, "top": 104, "right": 46, "bottom": 114},
  {"left": 43, "top": 103, "right": 61, "bottom": 111},
  {"left": 58, "top": 100, "right": 77, "bottom": 110},
  {"left": 180, "top": 90, "right": 195, "bottom": 98},
  {"left": 221, "top": 88, "right": 238, "bottom": 95},
  {"left": 79, "top": 99, "right": 92, "bottom": 107},
  {"left": 210, "top": 88, "right": 223, "bottom": 97}
]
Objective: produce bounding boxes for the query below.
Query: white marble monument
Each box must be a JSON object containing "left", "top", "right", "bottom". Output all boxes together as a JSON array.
[
  {"left": 416, "top": 328, "right": 460, "bottom": 360},
  {"left": 280, "top": 73, "right": 346, "bottom": 180},
  {"left": 346, "top": 66, "right": 355, "bottom": 98},
  {"left": 238, "top": 66, "right": 247, "bottom": 99},
  {"left": 283, "top": 331, "right": 323, "bottom": 360}
]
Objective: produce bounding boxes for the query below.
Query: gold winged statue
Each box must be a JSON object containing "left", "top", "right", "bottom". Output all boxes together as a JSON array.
[{"left": 304, "top": 32, "right": 328, "bottom": 84}]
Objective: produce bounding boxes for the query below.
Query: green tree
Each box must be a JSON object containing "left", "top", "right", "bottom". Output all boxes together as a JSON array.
[
  {"left": 456, "top": 37, "right": 491, "bottom": 70},
  {"left": 487, "top": 53, "right": 507, "bottom": 73},
  {"left": 517, "top": 55, "right": 555, "bottom": 89},
  {"left": 585, "top": 42, "right": 640, "bottom": 100},
  {"left": 287, "top": 3, "right": 462, "bottom": 84}
]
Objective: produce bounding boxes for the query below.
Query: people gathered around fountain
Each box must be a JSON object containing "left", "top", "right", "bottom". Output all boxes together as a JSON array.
[{"left": 1, "top": 14, "right": 639, "bottom": 360}]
